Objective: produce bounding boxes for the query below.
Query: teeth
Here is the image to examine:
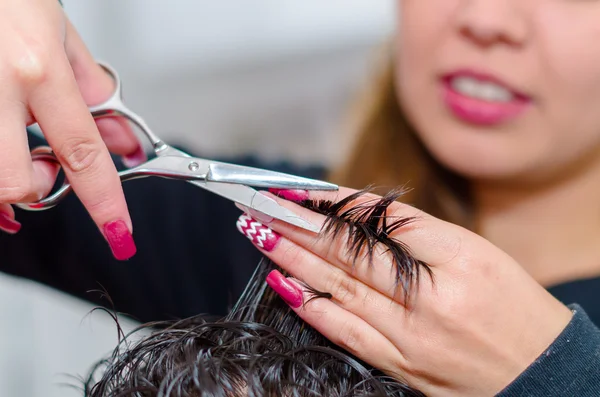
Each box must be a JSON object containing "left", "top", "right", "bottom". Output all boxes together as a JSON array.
[{"left": 450, "top": 77, "right": 514, "bottom": 102}]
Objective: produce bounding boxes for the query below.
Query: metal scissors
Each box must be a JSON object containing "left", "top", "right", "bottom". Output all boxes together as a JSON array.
[{"left": 16, "top": 62, "right": 338, "bottom": 233}]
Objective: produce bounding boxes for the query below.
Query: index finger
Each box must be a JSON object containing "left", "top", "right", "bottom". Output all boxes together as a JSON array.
[
  {"left": 253, "top": 187, "right": 460, "bottom": 298},
  {"left": 27, "top": 51, "right": 136, "bottom": 260},
  {"left": 268, "top": 186, "right": 446, "bottom": 261}
]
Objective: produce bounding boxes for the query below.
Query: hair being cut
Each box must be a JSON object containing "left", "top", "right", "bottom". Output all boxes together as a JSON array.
[{"left": 84, "top": 188, "right": 431, "bottom": 397}]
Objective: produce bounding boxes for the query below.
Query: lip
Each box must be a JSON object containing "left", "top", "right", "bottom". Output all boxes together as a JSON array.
[{"left": 440, "top": 69, "right": 532, "bottom": 126}]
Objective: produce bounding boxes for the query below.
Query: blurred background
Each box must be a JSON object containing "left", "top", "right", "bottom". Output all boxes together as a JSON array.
[{"left": 1, "top": 1, "right": 395, "bottom": 395}]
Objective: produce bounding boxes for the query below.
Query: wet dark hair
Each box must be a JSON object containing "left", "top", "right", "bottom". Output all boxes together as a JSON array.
[{"left": 84, "top": 188, "right": 431, "bottom": 397}]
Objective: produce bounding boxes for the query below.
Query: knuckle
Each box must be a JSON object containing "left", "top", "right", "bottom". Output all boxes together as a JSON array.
[
  {"left": 0, "top": 181, "right": 36, "bottom": 203},
  {"left": 438, "top": 229, "right": 464, "bottom": 264},
  {"left": 8, "top": 44, "right": 50, "bottom": 85},
  {"left": 279, "top": 244, "right": 310, "bottom": 272},
  {"left": 336, "top": 321, "right": 364, "bottom": 353},
  {"left": 301, "top": 296, "right": 328, "bottom": 318},
  {"left": 435, "top": 283, "right": 470, "bottom": 325},
  {"left": 325, "top": 271, "right": 357, "bottom": 305},
  {"left": 361, "top": 289, "right": 385, "bottom": 315},
  {"left": 412, "top": 219, "right": 465, "bottom": 263},
  {"left": 56, "top": 137, "right": 103, "bottom": 174}
]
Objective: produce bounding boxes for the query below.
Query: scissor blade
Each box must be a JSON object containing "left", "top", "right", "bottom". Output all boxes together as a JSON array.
[
  {"left": 187, "top": 180, "right": 321, "bottom": 233},
  {"left": 206, "top": 163, "right": 338, "bottom": 191}
]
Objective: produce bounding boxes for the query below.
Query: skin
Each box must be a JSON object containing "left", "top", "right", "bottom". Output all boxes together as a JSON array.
[
  {"left": 395, "top": 0, "right": 600, "bottom": 286},
  {"left": 0, "top": 0, "right": 142, "bottom": 245},
  {"left": 241, "top": 0, "right": 600, "bottom": 394},
  {"left": 246, "top": 189, "right": 572, "bottom": 396},
  {"left": 0, "top": 0, "right": 595, "bottom": 392}
]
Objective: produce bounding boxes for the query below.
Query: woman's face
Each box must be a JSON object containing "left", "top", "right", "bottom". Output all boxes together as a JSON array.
[{"left": 395, "top": 0, "right": 600, "bottom": 184}]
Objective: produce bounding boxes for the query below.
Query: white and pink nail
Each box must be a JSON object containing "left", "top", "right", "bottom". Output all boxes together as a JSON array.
[{"left": 236, "top": 214, "right": 280, "bottom": 252}]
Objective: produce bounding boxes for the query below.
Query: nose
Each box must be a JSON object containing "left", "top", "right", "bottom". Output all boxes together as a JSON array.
[{"left": 455, "top": 0, "right": 528, "bottom": 48}]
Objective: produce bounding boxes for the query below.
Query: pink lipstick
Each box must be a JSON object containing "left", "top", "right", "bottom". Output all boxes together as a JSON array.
[{"left": 440, "top": 69, "right": 531, "bottom": 126}]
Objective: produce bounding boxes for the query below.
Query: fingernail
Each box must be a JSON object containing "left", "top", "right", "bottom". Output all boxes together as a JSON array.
[
  {"left": 236, "top": 214, "right": 281, "bottom": 251},
  {"left": 268, "top": 189, "right": 309, "bottom": 203},
  {"left": 266, "top": 270, "right": 303, "bottom": 309},
  {"left": 234, "top": 203, "right": 274, "bottom": 224},
  {"left": 121, "top": 146, "right": 147, "bottom": 168},
  {"left": 103, "top": 220, "right": 137, "bottom": 260},
  {"left": 0, "top": 212, "right": 21, "bottom": 234}
]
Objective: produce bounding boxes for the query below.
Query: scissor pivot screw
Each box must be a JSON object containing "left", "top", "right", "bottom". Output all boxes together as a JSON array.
[{"left": 188, "top": 162, "right": 199, "bottom": 172}]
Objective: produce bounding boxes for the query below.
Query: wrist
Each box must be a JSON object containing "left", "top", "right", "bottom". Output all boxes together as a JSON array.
[
  {"left": 497, "top": 303, "right": 600, "bottom": 396},
  {"left": 499, "top": 296, "right": 573, "bottom": 392}
]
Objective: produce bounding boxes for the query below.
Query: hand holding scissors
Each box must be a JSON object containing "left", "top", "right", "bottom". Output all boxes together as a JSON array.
[
  {"left": 17, "top": 63, "right": 338, "bottom": 237},
  {"left": 0, "top": 4, "right": 141, "bottom": 255}
]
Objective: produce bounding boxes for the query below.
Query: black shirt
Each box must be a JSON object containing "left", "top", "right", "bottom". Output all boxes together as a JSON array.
[{"left": 548, "top": 277, "right": 600, "bottom": 326}]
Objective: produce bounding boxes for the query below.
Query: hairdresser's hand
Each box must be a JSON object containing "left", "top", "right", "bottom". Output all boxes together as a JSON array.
[
  {"left": 0, "top": 1, "right": 143, "bottom": 259},
  {"left": 235, "top": 187, "right": 573, "bottom": 397}
]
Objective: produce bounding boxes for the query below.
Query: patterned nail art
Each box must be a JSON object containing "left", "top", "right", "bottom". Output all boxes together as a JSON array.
[{"left": 236, "top": 214, "right": 281, "bottom": 251}]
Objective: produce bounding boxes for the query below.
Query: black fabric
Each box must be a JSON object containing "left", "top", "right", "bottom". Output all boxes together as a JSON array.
[
  {"left": 498, "top": 304, "right": 600, "bottom": 397},
  {"left": 547, "top": 277, "right": 600, "bottom": 327}
]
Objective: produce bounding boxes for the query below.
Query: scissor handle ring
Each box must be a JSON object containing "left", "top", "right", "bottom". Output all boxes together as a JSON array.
[
  {"left": 13, "top": 147, "right": 72, "bottom": 211},
  {"left": 97, "top": 62, "right": 122, "bottom": 97},
  {"left": 88, "top": 61, "right": 125, "bottom": 118},
  {"left": 91, "top": 62, "right": 164, "bottom": 149},
  {"left": 15, "top": 61, "right": 169, "bottom": 211}
]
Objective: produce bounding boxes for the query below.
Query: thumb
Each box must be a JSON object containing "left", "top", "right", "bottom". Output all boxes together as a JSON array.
[{"left": 63, "top": 18, "right": 146, "bottom": 165}]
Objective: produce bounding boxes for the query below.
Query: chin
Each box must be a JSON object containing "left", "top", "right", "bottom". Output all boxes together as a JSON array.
[
  {"left": 417, "top": 126, "right": 543, "bottom": 183},
  {"left": 433, "top": 149, "right": 519, "bottom": 180}
]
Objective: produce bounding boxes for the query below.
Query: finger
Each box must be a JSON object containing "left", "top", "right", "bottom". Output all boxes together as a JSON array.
[
  {"left": 31, "top": 158, "right": 61, "bottom": 199},
  {"left": 28, "top": 50, "right": 136, "bottom": 260},
  {"left": 263, "top": 187, "right": 461, "bottom": 269},
  {"left": 265, "top": 269, "right": 407, "bottom": 380},
  {"left": 0, "top": 204, "right": 20, "bottom": 234},
  {"left": 245, "top": 191, "right": 433, "bottom": 301},
  {"left": 242, "top": 187, "right": 464, "bottom": 306},
  {"left": 0, "top": 95, "right": 59, "bottom": 204},
  {"left": 64, "top": 19, "right": 145, "bottom": 163},
  {"left": 238, "top": 213, "right": 410, "bottom": 338}
]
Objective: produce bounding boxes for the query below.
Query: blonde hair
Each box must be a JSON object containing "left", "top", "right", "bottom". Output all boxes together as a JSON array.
[{"left": 328, "top": 45, "right": 473, "bottom": 228}]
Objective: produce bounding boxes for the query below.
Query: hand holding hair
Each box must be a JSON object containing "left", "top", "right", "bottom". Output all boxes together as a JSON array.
[{"left": 235, "top": 186, "right": 573, "bottom": 397}]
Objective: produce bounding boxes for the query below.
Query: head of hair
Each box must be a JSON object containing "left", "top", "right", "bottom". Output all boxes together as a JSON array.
[{"left": 83, "top": 188, "right": 430, "bottom": 397}]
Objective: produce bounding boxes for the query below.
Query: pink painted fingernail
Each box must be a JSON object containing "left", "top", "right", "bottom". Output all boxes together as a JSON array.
[
  {"left": 121, "top": 146, "right": 147, "bottom": 168},
  {"left": 266, "top": 270, "right": 303, "bottom": 308},
  {"left": 0, "top": 212, "right": 21, "bottom": 234},
  {"left": 103, "top": 220, "right": 137, "bottom": 260},
  {"left": 268, "top": 189, "right": 309, "bottom": 203},
  {"left": 236, "top": 214, "right": 281, "bottom": 251}
]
